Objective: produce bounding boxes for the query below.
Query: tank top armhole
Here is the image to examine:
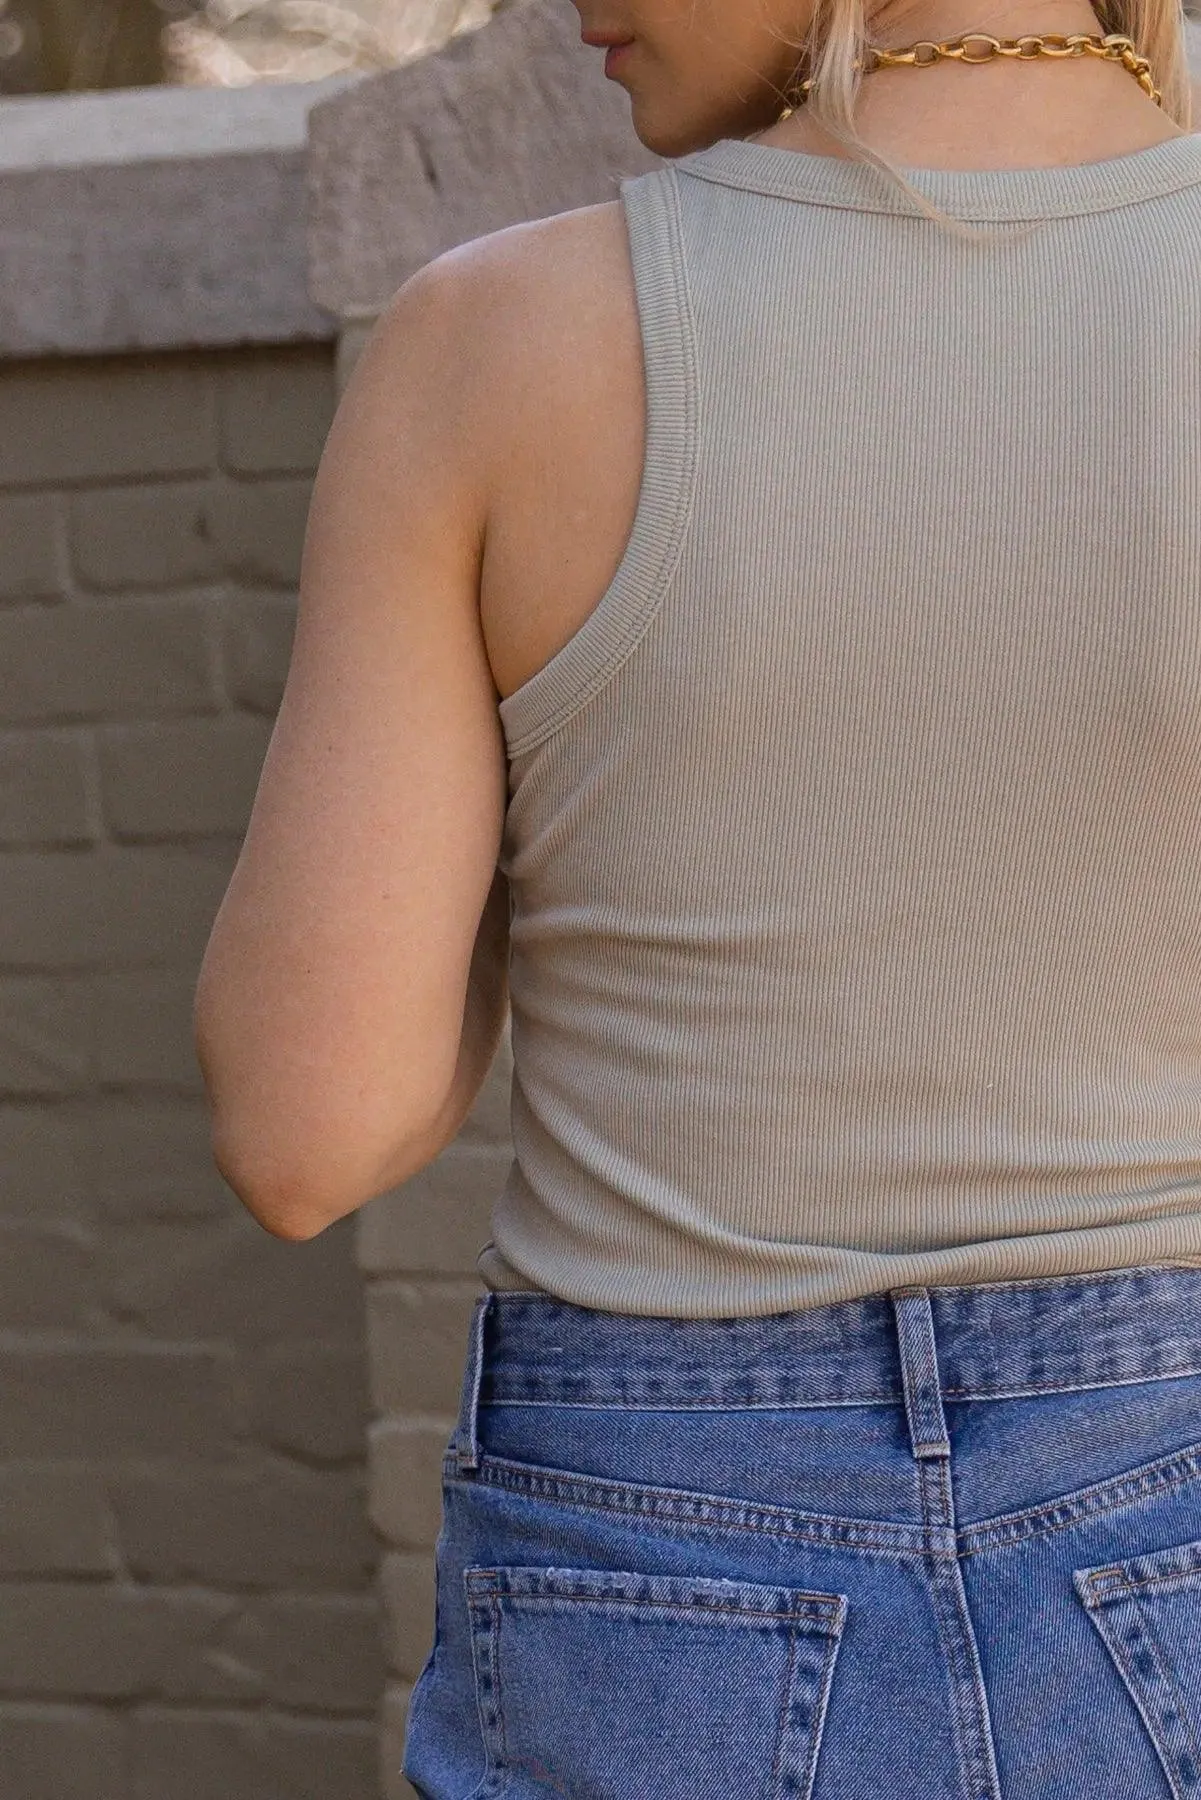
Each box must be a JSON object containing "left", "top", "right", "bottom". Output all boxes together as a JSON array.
[{"left": 497, "top": 163, "right": 700, "bottom": 759}]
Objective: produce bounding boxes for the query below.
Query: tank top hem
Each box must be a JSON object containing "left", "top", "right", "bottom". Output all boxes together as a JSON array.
[{"left": 477, "top": 1213, "right": 1201, "bottom": 1318}]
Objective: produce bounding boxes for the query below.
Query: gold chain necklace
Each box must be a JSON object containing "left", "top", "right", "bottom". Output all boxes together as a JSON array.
[{"left": 783, "top": 32, "right": 1162, "bottom": 109}]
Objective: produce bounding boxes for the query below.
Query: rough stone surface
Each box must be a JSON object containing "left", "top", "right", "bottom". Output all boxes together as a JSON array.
[
  {"left": 0, "top": 846, "right": 238, "bottom": 969},
  {"left": 217, "top": 351, "right": 339, "bottom": 476},
  {"left": 83, "top": 1098, "right": 240, "bottom": 1220},
  {"left": 0, "top": 492, "right": 67, "bottom": 599},
  {"left": 0, "top": 1582, "right": 239, "bottom": 1699},
  {"left": 250, "top": 1340, "right": 373, "bottom": 1464},
  {"left": 97, "top": 715, "right": 274, "bottom": 841},
  {"left": 0, "top": 1220, "right": 95, "bottom": 1328},
  {"left": 108, "top": 1463, "right": 376, "bottom": 1592},
  {"left": 221, "top": 591, "right": 298, "bottom": 714},
  {"left": 0, "top": 1344, "right": 240, "bottom": 1460},
  {"left": 0, "top": 599, "right": 220, "bottom": 725},
  {"left": 367, "top": 1280, "right": 483, "bottom": 1418},
  {"left": 0, "top": 79, "right": 358, "bottom": 357},
  {"left": 130, "top": 1710, "right": 378, "bottom": 1800},
  {"left": 0, "top": 358, "right": 216, "bottom": 486},
  {"left": 91, "top": 968, "right": 207, "bottom": 1093},
  {"left": 0, "top": 336, "right": 379, "bottom": 1798},
  {"left": 70, "top": 482, "right": 222, "bottom": 592},
  {"left": 0, "top": 1466, "right": 118, "bottom": 1577},
  {"left": 0, "top": 976, "right": 94, "bottom": 1096},
  {"left": 205, "top": 478, "right": 314, "bottom": 587},
  {"left": 0, "top": 731, "right": 94, "bottom": 849},
  {"left": 0, "top": 1104, "right": 91, "bottom": 1220},
  {"left": 379, "top": 1553, "right": 437, "bottom": 1682},
  {"left": 0, "top": 1704, "right": 127, "bottom": 1800},
  {"left": 367, "top": 1420, "right": 453, "bottom": 1550},
  {"left": 307, "top": 0, "right": 662, "bottom": 317},
  {"left": 97, "top": 1211, "right": 365, "bottom": 1344}
]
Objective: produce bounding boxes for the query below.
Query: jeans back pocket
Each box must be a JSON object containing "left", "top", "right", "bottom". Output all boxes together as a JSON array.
[
  {"left": 1074, "top": 1536, "right": 1201, "bottom": 1798},
  {"left": 465, "top": 1564, "right": 846, "bottom": 1800}
]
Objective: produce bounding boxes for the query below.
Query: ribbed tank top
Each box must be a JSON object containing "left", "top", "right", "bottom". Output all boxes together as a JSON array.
[{"left": 477, "top": 131, "right": 1201, "bottom": 1317}]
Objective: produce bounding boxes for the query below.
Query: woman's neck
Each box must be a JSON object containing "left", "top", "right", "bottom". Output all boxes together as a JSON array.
[{"left": 749, "top": 0, "right": 1187, "bottom": 170}]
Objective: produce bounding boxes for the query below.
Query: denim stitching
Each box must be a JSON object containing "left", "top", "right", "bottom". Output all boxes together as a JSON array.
[
  {"left": 480, "top": 1365, "right": 1201, "bottom": 1409},
  {"left": 960, "top": 1440, "right": 1201, "bottom": 1557},
  {"left": 446, "top": 1436, "right": 1201, "bottom": 1566},
  {"left": 1086, "top": 1594, "right": 1201, "bottom": 1796},
  {"left": 447, "top": 1452, "right": 946, "bottom": 1560},
  {"left": 1088, "top": 1563, "right": 1201, "bottom": 1598},
  {"left": 770, "top": 1618, "right": 798, "bottom": 1800},
  {"left": 463, "top": 1584, "right": 504, "bottom": 1798}
]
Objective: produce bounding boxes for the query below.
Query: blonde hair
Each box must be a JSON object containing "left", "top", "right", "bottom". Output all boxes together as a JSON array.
[{"left": 768, "top": 0, "right": 1195, "bottom": 244}]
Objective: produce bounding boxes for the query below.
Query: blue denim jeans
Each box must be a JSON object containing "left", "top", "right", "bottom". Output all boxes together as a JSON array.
[{"left": 402, "top": 1265, "right": 1201, "bottom": 1799}]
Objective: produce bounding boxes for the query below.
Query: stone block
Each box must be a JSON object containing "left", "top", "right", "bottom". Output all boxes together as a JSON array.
[
  {"left": 0, "top": 598, "right": 220, "bottom": 725},
  {"left": 97, "top": 715, "right": 272, "bottom": 841},
  {"left": 251, "top": 1340, "right": 371, "bottom": 1464},
  {"left": 0, "top": 79, "right": 352, "bottom": 358},
  {"left": 108, "top": 1462, "right": 375, "bottom": 1591},
  {"left": 0, "top": 1220, "right": 93, "bottom": 1329},
  {"left": 0, "top": 1703, "right": 126, "bottom": 1800},
  {"left": 70, "top": 482, "right": 220, "bottom": 591},
  {"left": 0, "top": 1344, "right": 237, "bottom": 1459},
  {"left": 91, "top": 969, "right": 204, "bottom": 1092},
  {"left": 381, "top": 1682, "right": 419, "bottom": 1800},
  {"left": 217, "top": 349, "right": 337, "bottom": 476},
  {"left": 0, "top": 844, "right": 236, "bottom": 969},
  {"left": 85, "top": 1098, "right": 233, "bottom": 1220},
  {"left": 131, "top": 1709, "right": 378, "bottom": 1800},
  {"left": 366, "top": 1279, "right": 480, "bottom": 1417},
  {"left": 0, "top": 493, "right": 66, "bottom": 600},
  {"left": 0, "top": 358, "right": 216, "bottom": 488},
  {"left": 307, "top": 0, "right": 661, "bottom": 318},
  {"left": 97, "top": 1209, "right": 362, "bottom": 1344},
  {"left": 0, "top": 730, "right": 93, "bottom": 848},
  {"left": 0, "top": 1583, "right": 234, "bottom": 1700},
  {"left": 367, "top": 1418, "right": 450, "bottom": 1550},
  {"left": 0, "top": 1104, "right": 88, "bottom": 1221},
  {"left": 222, "top": 591, "right": 296, "bottom": 714},
  {"left": 220, "top": 1593, "right": 385, "bottom": 1712},
  {"left": 379, "top": 1551, "right": 437, "bottom": 1683},
  {"left": 206, "top": 478, "right": 313, "bottom": 587},
  {"left": 0, "top": 1466, "right": 117, "bottom": 1577},
  {"left": 356, "top": 1143, "right": 510, "bottom": 1277},
  {"left": 0, "top": 976, "right": 92, "bottom": 1095}
]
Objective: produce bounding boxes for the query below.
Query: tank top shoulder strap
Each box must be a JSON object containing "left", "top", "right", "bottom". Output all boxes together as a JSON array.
[{"left": 496, "top": 163, "right": 701, "bottom": 760}]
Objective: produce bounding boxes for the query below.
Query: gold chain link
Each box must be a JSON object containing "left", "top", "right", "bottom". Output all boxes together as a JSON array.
[{"left": 785, "top": 32, "right": 1161, "bottom": 108}]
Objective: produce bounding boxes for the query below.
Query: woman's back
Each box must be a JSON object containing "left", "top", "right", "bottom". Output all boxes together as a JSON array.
[{"left": 476, "top": 126, "right": 1201, "bottom": 1315}]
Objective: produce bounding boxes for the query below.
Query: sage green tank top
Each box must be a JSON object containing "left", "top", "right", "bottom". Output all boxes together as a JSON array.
[{"left": 478, "top": 131, "right": 1201, "bottom": 1317}]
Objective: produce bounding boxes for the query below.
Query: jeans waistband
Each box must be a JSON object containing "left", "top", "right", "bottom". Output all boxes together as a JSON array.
[{"left": 463, "top": 1264, "right": 1201, "bottom": 1416}]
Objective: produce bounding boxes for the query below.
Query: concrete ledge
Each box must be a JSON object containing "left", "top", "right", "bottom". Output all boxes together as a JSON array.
[{"left": 0, "top": 75, "right": 360, "bottom": 358}]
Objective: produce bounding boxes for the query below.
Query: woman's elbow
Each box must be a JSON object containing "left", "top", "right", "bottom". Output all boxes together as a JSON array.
[{"left": 209, "top": 1119, "right": 334, "bottom": 1242}]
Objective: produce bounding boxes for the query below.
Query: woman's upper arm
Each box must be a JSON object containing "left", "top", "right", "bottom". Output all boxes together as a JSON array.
[{"left": 194, "top": 249, "right": 507, "bottom": 1230}]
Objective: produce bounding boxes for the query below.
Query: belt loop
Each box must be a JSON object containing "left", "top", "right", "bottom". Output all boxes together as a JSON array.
[
  {"left": 454, "top": 1293, "right": 494, "bottom": 1474},
  {"left": 890, "top": 1287, "right": 951, "bottom": 1461}
]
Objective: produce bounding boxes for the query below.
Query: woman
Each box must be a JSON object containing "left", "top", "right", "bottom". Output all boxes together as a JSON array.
[{"left": 194, "top": 0, "right": 1201, "bottom": 1791}]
